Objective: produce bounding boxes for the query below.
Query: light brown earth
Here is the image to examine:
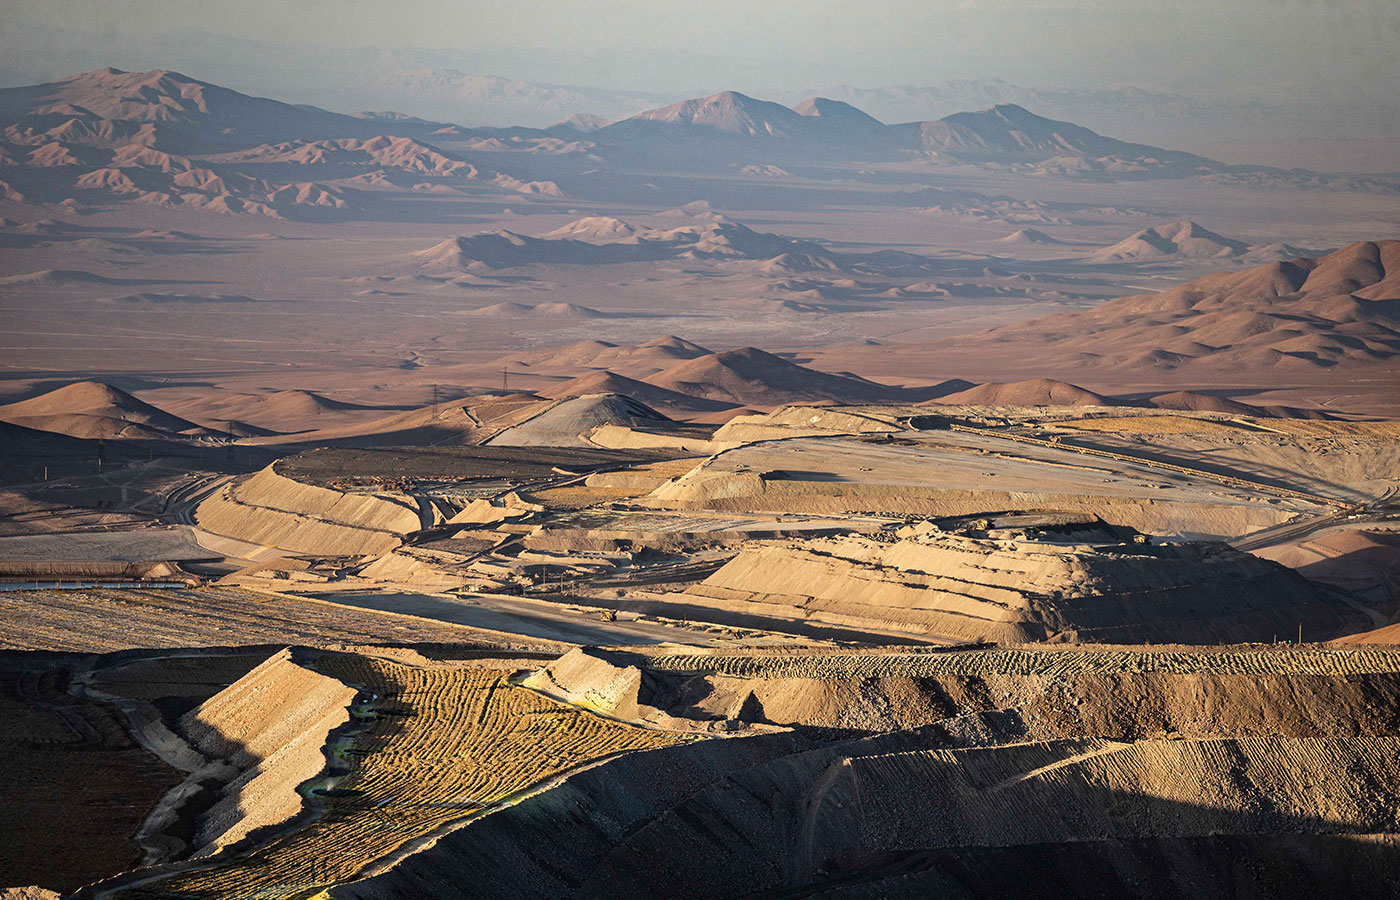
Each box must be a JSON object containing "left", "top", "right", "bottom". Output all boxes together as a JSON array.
[
  {"left": 178, "top": 650, "right": 358, "bottom": 856},
  {"left": 657, "top": 523, "right": 1357, "bottom": 644},
  {"left": 0, "top": 586, "right": 563, "bottom": 654},
  {"left": 100, "top": 652, "right": 691, "bottom": 900},
  {"left": 331, "top": 644, "right": 1400, "bottom": 900},
  {"left": 3, "top": 67, "right": 1400, "bottom": 900}
]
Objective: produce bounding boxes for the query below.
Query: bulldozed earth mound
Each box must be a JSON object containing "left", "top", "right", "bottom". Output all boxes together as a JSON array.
[
  {"left": 486, "top": 393, "right": 671, "bottom": 447},
  {"left": 331, "top": 644, "right": 1400, "bottom": 900},
  {"left": 624, "top": 522, "right": 1357, "bottom": 644},
  {"left": 707, "top": 405, "right": 907, "bottom": 444},
  {"left": 194, "top": 463, "right": 422, "bottom": 555},
  {"left": 177, "top": 649, "right": 357, "bottom": 856}
]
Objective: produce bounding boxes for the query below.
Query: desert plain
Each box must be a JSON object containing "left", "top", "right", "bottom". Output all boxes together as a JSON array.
[{"left": 0, "top": 56, "right": 1398, "bottom": 900}]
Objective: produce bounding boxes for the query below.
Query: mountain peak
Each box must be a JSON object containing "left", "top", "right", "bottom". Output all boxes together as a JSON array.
[
  {"left": 793, "top": 97, "right": 884, "bottom": 126},
  {"left": 623, "top": 90, "right": 807, "bottom": 137},
  {"left": 553, "top": 112, "right": 610, "bottom": 132}
]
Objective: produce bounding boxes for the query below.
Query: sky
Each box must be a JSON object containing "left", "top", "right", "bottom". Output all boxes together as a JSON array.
[{"left": 3, "top": 0, "right": 1398, "bottom": 105}]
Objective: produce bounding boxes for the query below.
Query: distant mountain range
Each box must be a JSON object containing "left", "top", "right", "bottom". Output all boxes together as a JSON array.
[
  {"left": 0, "top": 68, "right": 571, "bottom": 216},
  {"left": 0, "top": 68, "right": 1393, "bottom": 222},
  {"left": 590, "top": 92, "right": 1395, "bottom": 190}
]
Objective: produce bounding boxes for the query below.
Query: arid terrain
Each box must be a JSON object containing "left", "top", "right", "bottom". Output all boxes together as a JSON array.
[{"left": 1, "top": 54, "right": 1399, "bottom": 900}]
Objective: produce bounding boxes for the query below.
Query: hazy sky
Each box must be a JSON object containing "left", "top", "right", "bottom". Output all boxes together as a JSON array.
[{"left": 4, "top": 0, "right": 1398, "bottom": 104}]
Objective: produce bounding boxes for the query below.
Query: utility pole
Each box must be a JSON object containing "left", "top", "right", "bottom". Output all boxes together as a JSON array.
[{"left": 501, "top": 366, "right": 508, "bottom": 393}]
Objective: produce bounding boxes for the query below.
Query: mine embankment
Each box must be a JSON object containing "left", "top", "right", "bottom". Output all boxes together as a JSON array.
[
  {"left": 332, "top": 644, "right": 1400, "bottom": 900},
  {"left": 0, "top": 585, "right": 564, "bottom": 654},
  {"left": 194, "top": 465, "right": 420, "bottom": 556},
  {"left": 642, "top": 433, "right": 1316, "bottom": 540},
  {"left": 177, "top": 649, "right": 359, "bottom": 856},
  {"left": 623, "top": 524, "right": 1362, "bottom": 646},
  {"left": 1051, "top": 418, "right": 1400, "bottom": 504}
]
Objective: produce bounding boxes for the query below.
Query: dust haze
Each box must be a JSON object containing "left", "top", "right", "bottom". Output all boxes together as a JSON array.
[{"left": 1, "top": 4, "right": 1399, "bottom": 900}]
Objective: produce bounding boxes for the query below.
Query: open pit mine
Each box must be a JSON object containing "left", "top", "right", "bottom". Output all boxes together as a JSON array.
[{"left": 4, "top": 392, "right": 1399, "bottom": 900}]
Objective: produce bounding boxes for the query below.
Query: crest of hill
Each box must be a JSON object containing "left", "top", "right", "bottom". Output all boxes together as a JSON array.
[
  {"left": 541, "top": 216, "right": 639, "bottom": 242},
  {"left": 172, "top": 389, "right": 388, "bottom": 432},
  {"left": 0, "top": 419, "right": 103, "bottom": 469},
  {"left": 607, "top": 93, "right": 1161, "bottom": 160},
  {"left": 928, "top": 378, "right": 1115, "bottom": 408},
  {"left": 237, "top": 392, "right": 549, "bottom": 448},
  {"left": 1145, "top": 390, "right": 1332, "bottom": 420},
  {"left": 600, "top": 91, "right": 896, "bottom": 155},
  {"left": 408, "top": 219, "right": 833, "bottom": 270},
  {"left": 913, "top": 103, "right": 1216, "bottom": 168},
  {"left": 543, "top": 370, "right": 738, "bottom": 414},
  {"left": 793, "top": 97, "right": 885, "bottom": 128},
  {"left": 411, "top": 230, "right": 596, "bottom": 268},
  {"left": 0, "top": 268, "right": 116, "bottom": 285},
  {"left": 933, "top": 239, "right": 1400, "bottom": 373},
  {"left": 551, "top": 113, "right": 611, "bottom": 133},
  {"left": 214, "top": 136, "right": 474, "bottom": 177},
  {"left": 1088, "top": 221, "right": 1250, "bottom": 263},
  {"left": 596, "top": 91, "right": 1367, "bottom": 185},
  {"left": 1000, "top": 228, "right": 1063, "bottom": 245},
  {"left": 0, "top": 381, "right": 207, "bottom": 438},
  {"left": 618, "top": 91, "right": 810, "bottom": 138},
  {"left": 465, "top": 301, "right": 606, "bottom": 319},
  {"left": 502, "top": 336, "right": 713, "bottom": 376},
  {"left": 643, "top": 347, "right": 912, "bottom": 406}
]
